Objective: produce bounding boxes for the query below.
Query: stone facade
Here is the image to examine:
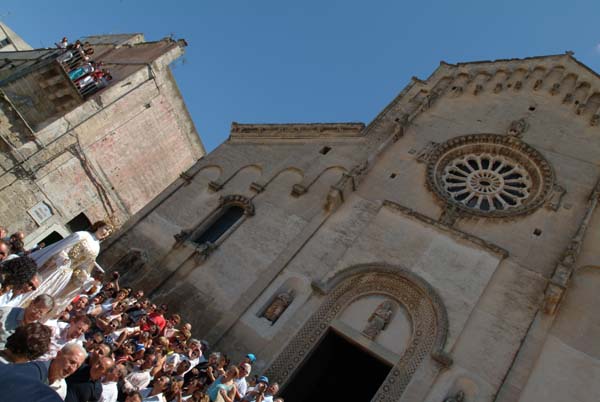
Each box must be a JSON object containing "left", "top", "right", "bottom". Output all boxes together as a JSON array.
[
  {"left": 100, "top": 53, "right": 600, "bottom": 401},
  {"left": 0, "top": 22, "right": 32, "bottom": 52},
  {"left": 0, "top": 29, "right": 205, "bottom": 247}
]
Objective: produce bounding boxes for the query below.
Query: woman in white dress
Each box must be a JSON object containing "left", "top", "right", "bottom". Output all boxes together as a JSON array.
[{"left": 22, "top": 221, "right": 113, "bottom": 313}]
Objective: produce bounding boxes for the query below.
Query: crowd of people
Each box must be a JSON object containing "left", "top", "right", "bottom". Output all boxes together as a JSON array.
[
  {"left": 0, "top": 222, "right": 283, "bottom": 402},
  {"left": 56, "top": 37, "right": 113, "bottom": 97}
]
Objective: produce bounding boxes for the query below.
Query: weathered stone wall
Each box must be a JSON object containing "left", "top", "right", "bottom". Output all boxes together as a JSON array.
[
  {"left": 100, "top": 54, "right": 600, "bottom": 402},
  {"left": 0, "top": 39, "right": 205, "bottom": 245}
]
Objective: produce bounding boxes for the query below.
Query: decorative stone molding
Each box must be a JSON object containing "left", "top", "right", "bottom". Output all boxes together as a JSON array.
[
  {"left": 290, "top": 183, "right": 307, "bottom": 197},
  {"left": 543, "top": 178, "right": 600, "bottom": 314},
  {"left": 179, "top": 171, "right": 193, "bottom": 185},
  {"left": 443, "top": 390, "right": 465, "bottom": 402},
  {"left": 249, "top": 181, "right": 265, "bottom": 193},
  {"left": 324, "top": 187, "right": 344, "bottom": 212},
  {"left": 426, "top": 134, "right": 554, "bottom": 218},
  {"left": 323, "top": 161, "right": 369, "bottom": 211},
  {"left": 230, "top": 122, "right": 366, "bottom": 139},
  {"left": 264, "top": 264, "right": 451, "bottom": 402},
  {"left": 439, "top": 203, "right": 462, "bottom": 227},
  {"left": 219, "top": 194, "right": 255, "bottom": 216},
  {"left": 416, "top": 141, "right": 439, "bottom": 164},
  {"left": 545, "top": 184, "right": 566, "bottom": 211},
  {"left": 192, "top": 242, "right": 216, "bottom": 264},
  {"left": 173, "top": 229, "right": 192, "bottom": 247},
  {"left": 208, "top": 180, "right": 223, "bottom": 192}
]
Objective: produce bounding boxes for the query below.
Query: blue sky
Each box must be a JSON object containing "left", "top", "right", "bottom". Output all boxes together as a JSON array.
[{"left": 3, "top": 0, "right": 600, "bottom": 151}]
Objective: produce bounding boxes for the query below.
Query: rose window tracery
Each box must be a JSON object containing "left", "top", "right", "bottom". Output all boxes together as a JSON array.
[
  {"left": 442, "top": 154, "right": 530, "bottom": 211},
  {"left": 427, "top": 134, "right": 554, "bottom": 217}
]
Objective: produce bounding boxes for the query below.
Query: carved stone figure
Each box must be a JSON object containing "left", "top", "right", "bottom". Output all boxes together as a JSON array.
[
  {"left": 443, "top": 390, "right": 465, "bottom": 402},
  {"left": 507, "top": 118, "right": 528, "bottom": 137},
  {"left": 262, "top": 291, "right": 294, "bottom": 324},
  {"left": 362, "top": 300, "right": 395, "bottom": 340}
]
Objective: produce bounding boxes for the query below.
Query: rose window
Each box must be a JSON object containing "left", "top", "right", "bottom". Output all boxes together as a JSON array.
[
  {"left": 426, "top": 135, "right": 554, "bottom": 217},
  {"left": 442, "top": 154, "right": 530, "bottom": 211}
]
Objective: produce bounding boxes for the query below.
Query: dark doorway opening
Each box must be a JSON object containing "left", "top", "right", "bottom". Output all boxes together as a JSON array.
[
  {"left": 66, "top": 213, "right": 92, "bottom": 233},
  {"left": 38, "top": 231, "right": 64, "bottom": 247},
  {"left": 280, "top": 329, "right": 392, "bottom": 402}
]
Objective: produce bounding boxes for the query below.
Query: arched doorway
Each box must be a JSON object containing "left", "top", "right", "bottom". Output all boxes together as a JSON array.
[{"left": 264, "top": 264, "right": 450, "bottom": 402}]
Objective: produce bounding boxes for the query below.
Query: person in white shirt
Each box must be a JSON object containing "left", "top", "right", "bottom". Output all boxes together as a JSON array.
[
  {"left": 139, "top": 374, "right": 170, "bottom": 402},
  {"left": 0, "top": 274, "right": 41, "bottom": 307},
  {"left": 99, "top": 363, "right": 127, "bottom": 402},
  {"left": 234, "top": 363, "right": 251, "bottom": 400},
  {"left": 42, "top": 315, "right": 91, "bottom": 360},
  {"left": 123, "top": 351, "right": 157, "bottom": 393}
]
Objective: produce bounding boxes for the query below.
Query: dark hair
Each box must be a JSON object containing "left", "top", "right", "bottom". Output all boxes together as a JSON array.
[
  {"left": 0, "top": 256, "right": 37, "bottom": 288},
  {"left": 126, "top": 391, "right": 142, "bottom": 401},
  {"left": 5, "top": 322, "right": 52, "bottom": 360},
  {"left": 89, "top": 220, "right": 113, "bottom": 233},
  {"left": 9, "top": 238, "right": 24, "bottom": 255},
  {"left": 72, "top": 315, "right": 92, "bottom": 327}
]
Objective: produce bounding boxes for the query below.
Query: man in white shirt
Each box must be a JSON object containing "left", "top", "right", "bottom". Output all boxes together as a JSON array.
[
  {"left": 123, "top": 351, "right": 157, "bottom": 393},
  {"left": 99, "top": 363, "right": 127, "bottom": 402},
  {"left": 234, "top": 363, "right": 251, "bottom": 400},
  {"left": 0, "top": 274, "right": 41, "bottom": 307},
  {"left": 42, "top": 315, "right": 91, "bottom": 360},
  {"left": 0, "top": 342, "right": 87, "bottom": 400}
]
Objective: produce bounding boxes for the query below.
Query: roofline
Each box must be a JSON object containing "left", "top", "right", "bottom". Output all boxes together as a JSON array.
[{"left": 437, "top": 52, "right": 600, "bottom": 81}]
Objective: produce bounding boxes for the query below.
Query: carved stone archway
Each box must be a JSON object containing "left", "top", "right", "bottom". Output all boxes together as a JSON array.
[{"left": 264, "top": 264, "right": 450, "bottom": 402}]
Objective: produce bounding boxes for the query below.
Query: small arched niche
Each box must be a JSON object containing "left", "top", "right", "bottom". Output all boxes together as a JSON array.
[{"left": 257, "top": 276, "right": 305, "bottom": 326}]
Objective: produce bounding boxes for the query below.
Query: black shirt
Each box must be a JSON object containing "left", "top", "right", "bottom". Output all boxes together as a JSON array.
[{"left": 65, "top": 364, "right": 103, "bottom": 402}]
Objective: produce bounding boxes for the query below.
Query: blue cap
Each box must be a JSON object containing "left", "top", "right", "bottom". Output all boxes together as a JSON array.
[
  {"left": 257, "top": 375, "right": 269, "bottom": 385},
  {"left": 246, "top": 353, "right": 256, "bottom": 363},
  {"left": 135, "top": 343, "right": 146, "bottom": 352}
]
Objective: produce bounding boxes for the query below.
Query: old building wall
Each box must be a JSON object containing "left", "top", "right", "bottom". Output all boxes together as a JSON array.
[
  {"left": 0, "top": 37, "right": 205, "bottom": 246},
  {"left": 100, "top": 134, "right": 365, "bottom": 332}
]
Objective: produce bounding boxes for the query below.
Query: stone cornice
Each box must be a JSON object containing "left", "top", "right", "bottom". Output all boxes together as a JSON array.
[{"left": 229, "top": 122, "right": 365, "bottom": 140}]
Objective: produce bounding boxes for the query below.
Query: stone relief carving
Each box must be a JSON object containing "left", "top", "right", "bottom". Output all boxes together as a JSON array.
[
  {"left": 174, "top": 229, "right": 192, "bottom": 247},
  {"left": 362, "top": 300, "right": 396, "bottom": 340},
  {"left": 439, "top": 203, "right": 461, "bottom": 227},
  {"left": 416, "top": 141, "right": 439, "bottom": 164},
  {"left": 546, "top": 184, "right": 566, "bottom": 211},
  {"left": 543, "top": 179, "right": 600, "bottom": 315},
  {"left": 507, "top": 118, "right": 529, "bottom": 137},
  {"left": 443, "top": 390, "right": 465, "bottom": 402},
  {"left": 392, "top": 114, "right": 409, "bottom": 142},
  {"left": 262, "top": 291, "right": 294, "bottom": 324},
  {"left": 291, "top": 183, "right": 307, "bottom": 197}
]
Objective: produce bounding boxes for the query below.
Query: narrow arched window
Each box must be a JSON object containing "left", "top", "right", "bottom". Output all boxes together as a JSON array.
[
  {"left": 193, "top": 205, "right": 245, "bottom": 245},
  {"left": 178, "top": 195, "right": 255, "bottom": 252}
]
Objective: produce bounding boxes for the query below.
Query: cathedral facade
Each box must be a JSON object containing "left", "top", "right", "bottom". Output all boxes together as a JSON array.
[{"left": 100, "top": 53, "right": 600, "bottom": 402}]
